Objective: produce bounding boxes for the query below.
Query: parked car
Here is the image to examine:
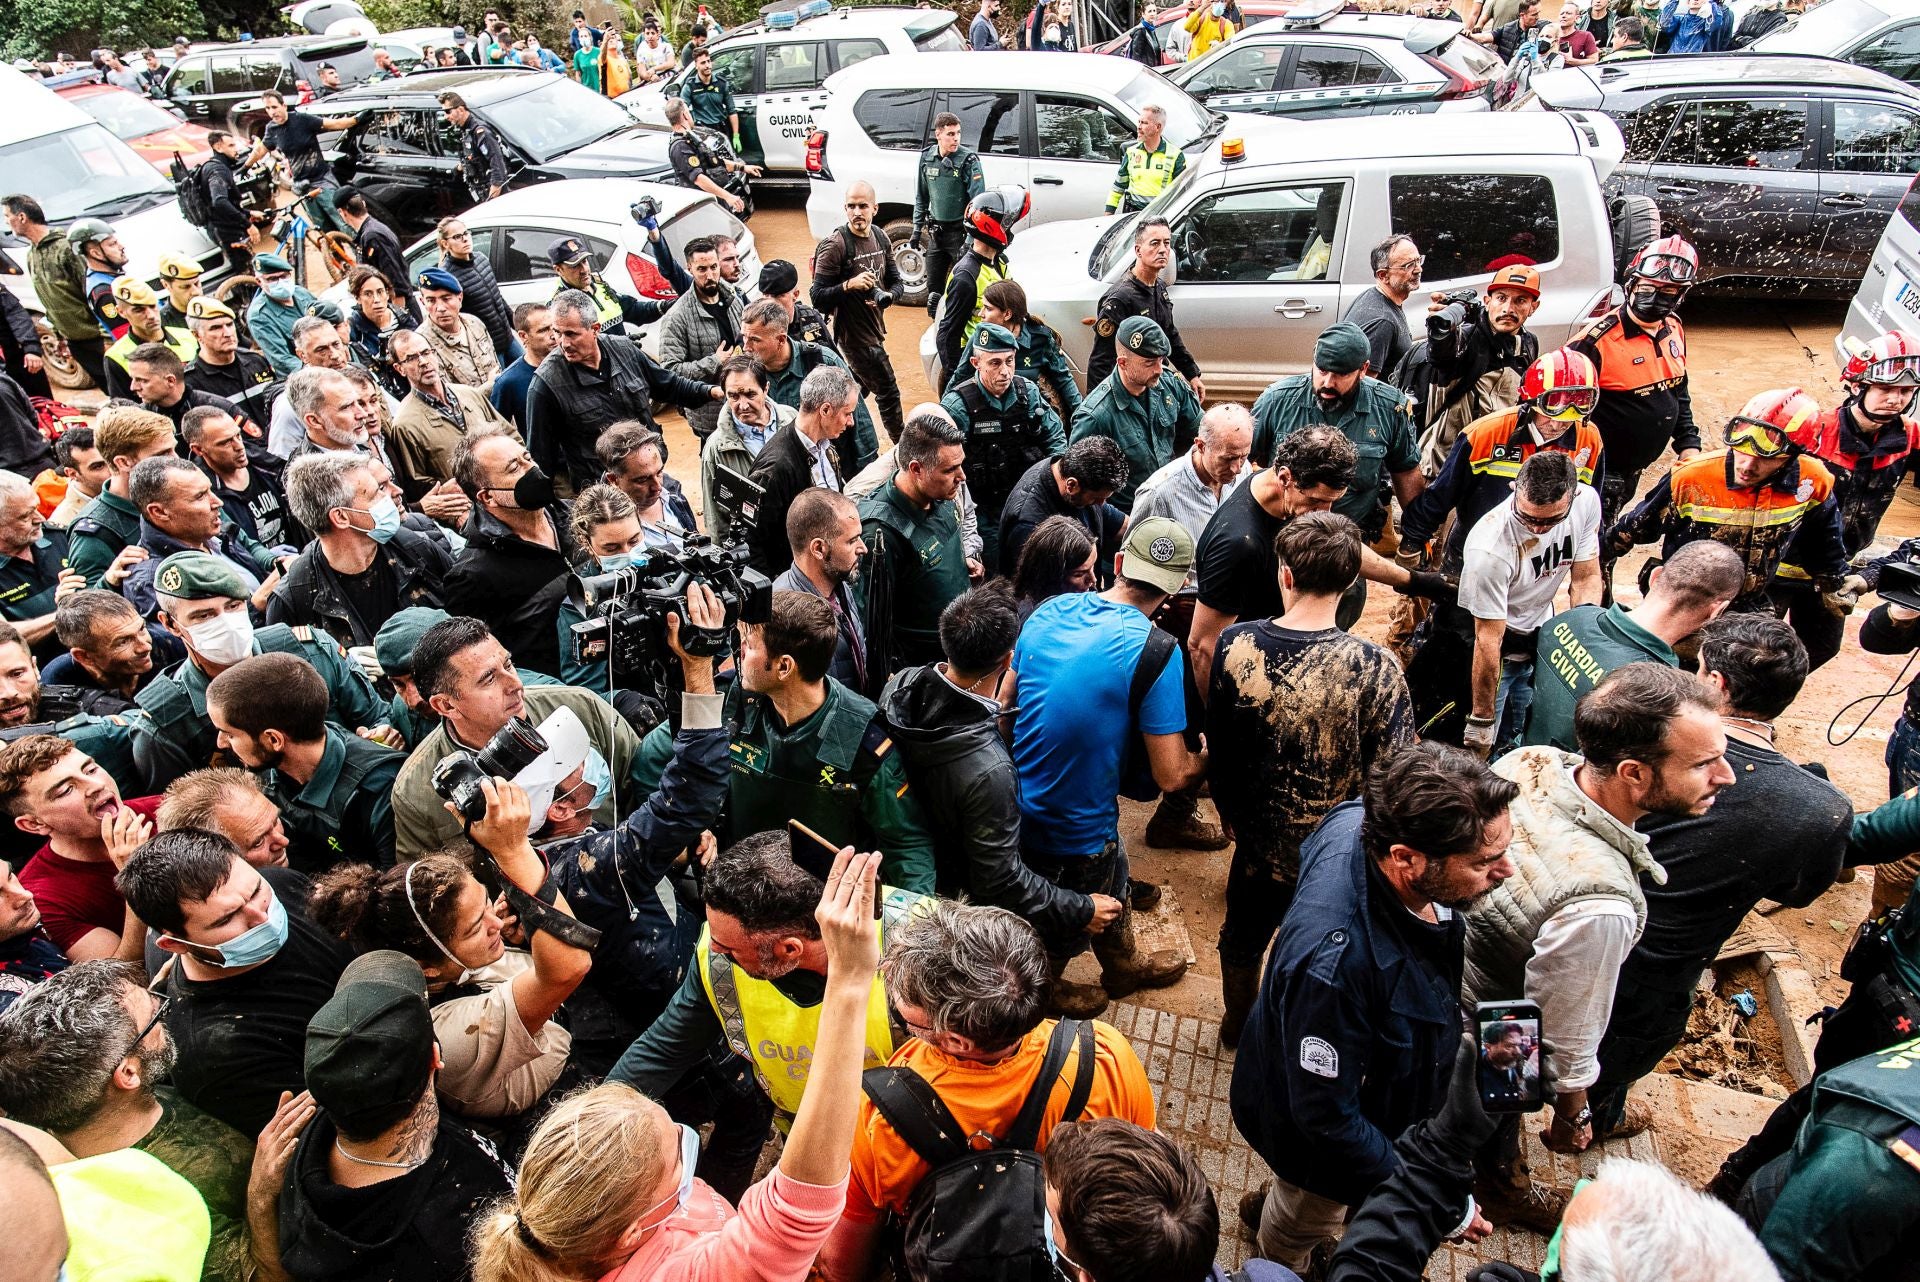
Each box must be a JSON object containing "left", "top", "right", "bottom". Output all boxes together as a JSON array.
[
  {"left": 806, "top": 50, "right": 1229, "bottom": 303},
  {"left": 1753, "top": 0, "right": 1920, "bottom": 85},
  {"left": 323, "top": 178, "right": 762, "bottom": 361},
  {"left": 0, "top": 66, "right": 226, "bottom": 389},
  {"left": 1166, "top": 9, "right": 1497, "bottom": 119},
  {"left": 286, "top": 0, "right": 379, "bottom": 37},
  {"left": 922, "top": 110, "right": 1641, "bottom": 399},
  {"left": 55, "top": 82, "right": 215, "bottom": 170},
  {"left": 162, "top": 35, "right": 383, "bottom": 133},
  {"left": 373, "top": 27, "right": 462, "bottom": 68},
  {"left": 1839, "top": 169, "right": 1920, "bottom": 364},
  {"left": 308, "top": 70, "right": 678, "bottom": 238},
  {"left": 619, "top": 4, "right": 965, "bottom": 178},
  {"left": 1083, "top": 0, "right": 1301, "bottom": 63},
  {"left": 1512, "top": 54, "right": 1920, "bottom": 296}
]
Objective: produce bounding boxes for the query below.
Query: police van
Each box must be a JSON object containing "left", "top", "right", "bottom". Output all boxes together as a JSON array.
[{"left": 619, "top": 3, "right": 964, "bottom": 179}]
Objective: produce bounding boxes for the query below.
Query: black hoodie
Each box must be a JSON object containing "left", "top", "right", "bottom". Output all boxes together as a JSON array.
[
  {"left": 277, "top": 1113, "right": 512, "bottom": 1282},
  {"left": 880, "top": 662, "right": 1092, "bottom": 940}
]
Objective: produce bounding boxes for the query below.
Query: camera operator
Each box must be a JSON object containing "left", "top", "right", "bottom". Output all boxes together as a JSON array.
[
  {"left": 1409, "top": 264, "right": 1543, "bottom": 476},
  {"left": 390, "top": 615, "right": 651, "bottom": 859},
  {"left": 810, "top": 181, "right": 905, "bottom": 447}
]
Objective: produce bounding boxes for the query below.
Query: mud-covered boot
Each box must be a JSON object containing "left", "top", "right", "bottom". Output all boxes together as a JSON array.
[
  {"left": 1046, "top": 952, "right": 1111, "bottom": 1019},
  {"left": 1095, "top": 916, "right": 1188, "bottom": 998},
  {"left": 1144, "top": 786, "right": 1227, "bottom": 850}
]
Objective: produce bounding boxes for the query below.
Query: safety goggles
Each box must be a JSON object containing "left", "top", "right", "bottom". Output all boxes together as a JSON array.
[
  {"left": 1726, "top": 418, "right": 1792, "bottom": 458},
  {"left": 1633, "top": 252, "right": 1696, "bottom": 285},
  {"left": 1862, "top": 354, "right": 1920, "bottom": 387},
  {"left": 1536, "top": 385, "right": 1599, "bottom": 422}
]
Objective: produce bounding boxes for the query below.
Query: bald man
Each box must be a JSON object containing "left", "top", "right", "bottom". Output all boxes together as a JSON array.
[{"left": 811, "top": 179, "right": 905, "bottom": 443}]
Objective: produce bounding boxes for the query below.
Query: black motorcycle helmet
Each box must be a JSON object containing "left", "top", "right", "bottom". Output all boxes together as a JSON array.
[{"left": 964, "top": 185, "right": 1031, "bottom": 252}]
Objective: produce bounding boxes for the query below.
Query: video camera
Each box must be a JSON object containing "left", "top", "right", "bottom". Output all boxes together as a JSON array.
[
  {"left": 566, "top": 466, "right": 772, "bottom": 727},
  {"left": 431, "top": 716, "right": 548, "bottom": 825}
]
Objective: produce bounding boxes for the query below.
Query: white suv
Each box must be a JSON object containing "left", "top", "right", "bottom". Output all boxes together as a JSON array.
[
  {"left": 620, "top": 5, "right": 964, "bottom": 179},
  {"left": 805, "top": 51, "right": 1229, "bottom": 304},
  {"left": 922, "top": 110, "right": 1645, "bottom": 400}
]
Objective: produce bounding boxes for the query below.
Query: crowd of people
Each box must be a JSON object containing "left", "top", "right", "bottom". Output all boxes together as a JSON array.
[{"left": 2, "top": 6, "right": 1920, "bottom": 1282}]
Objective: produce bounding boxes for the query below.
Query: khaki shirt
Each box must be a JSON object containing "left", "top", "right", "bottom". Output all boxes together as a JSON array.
[
  {"left": 431, "top": 951, "right": 572, "bottom": 1119},
  {"left": 422, "top": 313, "right": 501, "bottom": 396}
]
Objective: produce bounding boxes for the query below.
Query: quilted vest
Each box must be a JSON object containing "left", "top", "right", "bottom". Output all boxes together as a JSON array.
[{"left": 1463, "top": 746, "right": 1665, "bottom": 1001}]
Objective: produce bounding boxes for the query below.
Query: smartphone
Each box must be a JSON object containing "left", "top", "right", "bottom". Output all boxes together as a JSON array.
[
  {"left": 787, "top": 819, "right": 883, "bottom": 917},
  {"left": 1474, "top": 1001, "right": 1545, "bottom": 1112}
]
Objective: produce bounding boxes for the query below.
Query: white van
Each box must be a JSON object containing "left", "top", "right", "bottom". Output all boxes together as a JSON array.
[
  {"left": 1840, "top": 172, "right": 1920, "bottom": 364},
  {"left": 0, "top": 65, "right": 224, "bottom": 324}
]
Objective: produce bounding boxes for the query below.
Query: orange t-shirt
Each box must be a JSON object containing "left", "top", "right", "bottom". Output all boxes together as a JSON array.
[{"left": 843, "top": 1019, "right": 1155, "bottom": 1221}]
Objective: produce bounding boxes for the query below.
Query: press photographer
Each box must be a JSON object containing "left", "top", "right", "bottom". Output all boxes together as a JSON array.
[{"left": 1405, "top": 264, "right": 1543, "bottom": 475}]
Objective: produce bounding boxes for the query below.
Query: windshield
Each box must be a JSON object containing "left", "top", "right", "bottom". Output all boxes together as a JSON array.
[
  {"left": 0, "top": 123, "right": 170, "bottom": 221},
  {"left": 1091, "top": 162, "right": 1203, "bottom": 275},
  {"left": 70, "top": 90, "right": 190, "bottom": 142},
  {"left": 1117, "top": 68, "right": 1221, "bottom": 149},
  {"left": 295, "top": 42, "right": 382, "bottom": 83},
  {"left": 1754, "top": 0, "right": 1890, "bottom": 49},
  {"left": 485, "top": 76, "right": 638, "bottom": 162},
  {"left": 665, "top": 197, "right": 747, "bottom": 247}
]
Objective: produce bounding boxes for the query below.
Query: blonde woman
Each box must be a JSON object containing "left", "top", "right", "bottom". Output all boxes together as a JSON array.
[{"left": 472, "top": 848, "right": 883, "bottom": 1282}]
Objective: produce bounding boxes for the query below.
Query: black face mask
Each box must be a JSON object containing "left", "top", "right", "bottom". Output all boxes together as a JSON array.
[
  {"left": 505, "top": 466, "right": 554, "bottom": 511},
  {"left": 1628, "top": 287, "right": 1681, "bottom": 322}
]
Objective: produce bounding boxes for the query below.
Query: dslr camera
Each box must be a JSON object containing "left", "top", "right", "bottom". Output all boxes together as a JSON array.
[
  {"left": 630, "top": 195, "right": 662, "bottom": 225},
  {"left": 432, "top": 717, "right": 548, "bottom": 825},
  {"left": 1427, "top": 287, "right": 1483, "bottom": 345}
]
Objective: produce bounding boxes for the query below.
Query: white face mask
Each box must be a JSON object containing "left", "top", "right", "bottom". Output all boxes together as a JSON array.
[{"left": 186, "top": 609, "right": 255, "bottom": 666}]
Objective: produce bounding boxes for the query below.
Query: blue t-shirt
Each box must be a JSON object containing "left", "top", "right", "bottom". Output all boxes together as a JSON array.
[{"left": 1012, "top": 593, "right": 1185, "bottom": 856}]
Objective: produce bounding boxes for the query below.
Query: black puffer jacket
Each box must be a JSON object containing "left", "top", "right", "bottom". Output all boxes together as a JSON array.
[
  {"left": 438, "top": 249, "right": 516, "bottom": 359},
  {"left": 879, "top": 662, "right": 1091, "bottom": 938},
  {"left": 442, "top": 502, "right": 585, "bottom": 677}
]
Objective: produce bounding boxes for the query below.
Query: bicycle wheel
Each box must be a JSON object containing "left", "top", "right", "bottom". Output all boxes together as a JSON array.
[{"left": 315, "top": 231, "right": 358, "bottom": 285}]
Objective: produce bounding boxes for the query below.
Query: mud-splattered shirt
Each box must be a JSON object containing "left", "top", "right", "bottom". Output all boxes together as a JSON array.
[{"left": 1204, "top": 622, "right": 1413, "bottom": 876}]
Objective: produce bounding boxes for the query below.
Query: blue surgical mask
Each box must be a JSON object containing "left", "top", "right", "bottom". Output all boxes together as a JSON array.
[
  {"left": 582, "top": 749, "right": 612, "bottom": 811},
  {"left": 169, "top": 881, "right": 288, "bottom": 968},
  {"left": 365, "top": 495, "right": 402, "bottom": 544},
  {"left": 598, "top": 550, "right": 639, "bottom": 573},
  {"left": 1041, "top": 1205, "right": 1083, "bottom": 1278},
  {"left": 1212, "top": 3, "right": 1226, "bottom": 15},
  {"left": 262, "top": 280, "right": 295, "bottom": 303}
]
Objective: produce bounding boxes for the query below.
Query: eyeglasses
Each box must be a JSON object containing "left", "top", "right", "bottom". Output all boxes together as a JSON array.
[
  {"left": 1632, "top": 252, "right": 1696, "bottom": 284},
  {"left": 1513, "top": 504, "right": 1571, "bottom": 532},
  {"left": 1537, "top": 385, "right": 1598, "bottom": 422},
  {"left": 1387, "top": 255, "right": 1425, "bottom": 273},
  {"left": 130, "top": 960, "right": 174, "bottom": 1053},
  {"left": 1727, "top": 418, "right": 1792, "bottom": 458}
]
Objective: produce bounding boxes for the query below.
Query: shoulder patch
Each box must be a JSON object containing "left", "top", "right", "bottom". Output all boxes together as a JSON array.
[
  {"left": 291, "top": 625, "right": 313, "bottom": 642},
  {"left": 1300, "top": 1036, "right": 1340, "bottom": 1079},
  {"left": 1096, "top": 317, "right": 1116, "bottom": 338}
]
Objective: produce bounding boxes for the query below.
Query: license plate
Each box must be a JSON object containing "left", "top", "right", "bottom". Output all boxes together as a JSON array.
[{"left": 1895, "top": 277, "right": 1920, "bottom": 320}]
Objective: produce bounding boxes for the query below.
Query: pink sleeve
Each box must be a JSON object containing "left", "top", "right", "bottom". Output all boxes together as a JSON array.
[{"left": 678, "top": 1170, "right": 850, "bottom": 1282}]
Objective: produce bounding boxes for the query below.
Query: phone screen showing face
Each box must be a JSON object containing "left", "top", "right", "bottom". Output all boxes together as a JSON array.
[{"left": 1475, "top": 1002, "right": 1545, "bottom": 1112}]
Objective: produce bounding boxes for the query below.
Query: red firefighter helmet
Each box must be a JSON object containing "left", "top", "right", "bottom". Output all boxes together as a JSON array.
[
  {"left": 1627, "top": 235, "right": 1699, "bottom": 286},
  {"left": 1725, "top": 386, "right": 1822, "bottom": 458},
  {"left": 1520, "top": 348, "right": 1600, "bottom": 422},
  {"left": 1841, "top": 330, "right": 1920, "bottom": 387},
  {"left": 964, "top": 185, "right": 1031, "bottom": 251}
]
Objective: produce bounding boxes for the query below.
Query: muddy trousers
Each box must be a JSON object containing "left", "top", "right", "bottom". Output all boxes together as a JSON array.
[
  {"left": 1767, "top": 579, "right": 1845, "bottom": 672},
  {"left": 1588, "top": 967, "right": 1698, "bottom": 1133},
  {"left": 1216, "top": 845, "right": 1299, "bottom": 971},
  {"left": 1598, "top": 465, "right": 1645, "bottom": 606}
]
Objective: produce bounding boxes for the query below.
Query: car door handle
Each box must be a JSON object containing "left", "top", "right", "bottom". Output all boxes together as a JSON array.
[
  {"left": 1656, "top": 184, "right": 1698, "bottom": 197},
  {"left": 1034, "top": 175, "right": 1064, "bottom": 186},
  {"left": 1274, "top": 301, "right": 1323, "bottom": 316},
  {"left": 1822, "top": 193, "right": 1868, "bottom": 207}
]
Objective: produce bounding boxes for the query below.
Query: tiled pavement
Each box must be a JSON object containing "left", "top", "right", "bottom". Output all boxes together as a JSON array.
[{"left": 1103, "top": 1000, "right": 1756, "bottom": 1277}]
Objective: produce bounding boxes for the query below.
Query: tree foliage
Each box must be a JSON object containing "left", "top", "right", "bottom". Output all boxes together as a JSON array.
[{"left": 1, "top": 0, "right": 209, "bottom": 59}]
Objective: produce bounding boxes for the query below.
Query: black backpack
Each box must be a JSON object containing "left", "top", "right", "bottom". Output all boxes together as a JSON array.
[
  {"left": 863, "top": 1018, "right": 1096, "bottom": 1282},
  {"left": 170, "top": 152, "right": 214, "bottom": 231}
]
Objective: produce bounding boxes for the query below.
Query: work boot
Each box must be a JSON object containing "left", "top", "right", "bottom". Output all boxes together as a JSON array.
[
  {"left": 1046, "top": 954, "right": 1110, "bottom": 1019},
  {"left": 1472, "top": 1176, "right": 1569, "bottom": 1236},
  {"left": 1601, "top": 1097, "right": 1656, "bottom": 1141},
  {"left": 1096, "top": 917, "right": 1188, "bottom": 998},
  {"left": 1127, "top": 878, "right": 1163, "bottom": 912},
  {"left": 1145, "top": 787, "right": 1228, "bottom": 850},
  {"left": 1218, "top": 962, "right": 1262, "bottom": 1050},
  {"left": 1238, "top": 1186, "right": 1267, "bottom": 1238}
]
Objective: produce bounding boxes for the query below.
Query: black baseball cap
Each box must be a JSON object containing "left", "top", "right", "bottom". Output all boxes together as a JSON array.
[{"left": 304, "top": 950, "right": 435, "bottom": 1131}]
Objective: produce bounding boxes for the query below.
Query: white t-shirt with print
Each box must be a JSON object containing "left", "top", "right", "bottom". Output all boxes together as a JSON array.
[{"left": 1457, "top": 485, "right": 1601, "bottom": 632}]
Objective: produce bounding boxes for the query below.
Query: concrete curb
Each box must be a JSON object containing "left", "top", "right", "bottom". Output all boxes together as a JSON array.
[{"left": 1755, "top": 949, "right": 1822, "bottom": 1087}]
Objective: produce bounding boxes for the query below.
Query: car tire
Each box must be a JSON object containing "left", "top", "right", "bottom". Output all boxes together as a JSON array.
[
  {"left": 36, "top": 320, "right": 90, "bottom": 393},
  {"left": 885, "top": 218, "right": 928, "bottom": 308},
  {"left": 1611, "top": 195, "right": 1660, "bottom": 284}
]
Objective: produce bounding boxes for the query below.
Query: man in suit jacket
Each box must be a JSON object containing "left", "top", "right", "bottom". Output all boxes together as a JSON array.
[{"left": 746, "top": 364, "right": 861, "bottom": 577}]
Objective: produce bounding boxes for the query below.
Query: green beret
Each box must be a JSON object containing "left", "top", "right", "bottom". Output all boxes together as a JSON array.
[
  {"left": 306, "top": 299, "right": 345, "bottom": 323},
  {"left": 1116, "top": 315, "right": 1170, "bottom": 358},
  {"left": 374, "top": 606, "right": 452, "bottom": 677},
  {"left": 153, "top": 552, "right": 250, "bottom": 603},
  {"left": 251, "top": 252, "right": 294, "bottom": 275},
  {"left": 972, "top": 322, "right": 1017, "bottom": 354},
  {"left": 1314, "top": 322, "right": 1371, "bottom": 376}
]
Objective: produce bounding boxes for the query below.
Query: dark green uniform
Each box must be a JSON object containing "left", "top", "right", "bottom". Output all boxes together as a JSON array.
[
  {"left": 859, "top": 477, "right": 971, "bottom": 679},
  {"left": 766, "top": 340, "right": 878, "bottom": 472},
  {"left": 630, "top": 676, "right": 937, "bottom": 893},
  {"left": 0, "top": 531, "right": 70, "bottom": 659},
  {"left": 263, "top": 725, "right": 404, "bottom": 873},
  {"left": 64, "top": 490, "right": 142, "bottom": 589},
  {"left": 1249, "top": 372, "right": 1419, "bottom": 536},
  {"left": 1746, "top": 1034, "right": 1920, "bottom": 1281},
  {"left": 0, "top": 710, "right": 149, "bottom": 797},
  {"left": 132, "top": 624, "right": 387, "bottom": 792},
  {"left": 1068, "top": 368, "right": 1204, "bottom": 511},
  {"left": 950, "top": 318, "right": 1082, "bottom": 417},
  {"left": 913, "top": 143, "right": 985, "bottom": 311},
  {"left": 685, "top": 70, "right": 735, "bottom": 131},
  {"left": 939, "top": 374, "right": 1063, "bottom": 572}
]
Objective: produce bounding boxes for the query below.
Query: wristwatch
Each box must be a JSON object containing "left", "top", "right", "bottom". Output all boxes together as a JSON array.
[{"left": 1555, "top": 1104, "right": 1593, "bottom": 1129}]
